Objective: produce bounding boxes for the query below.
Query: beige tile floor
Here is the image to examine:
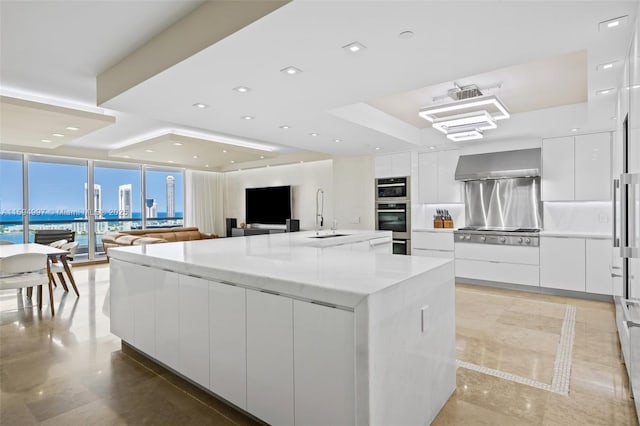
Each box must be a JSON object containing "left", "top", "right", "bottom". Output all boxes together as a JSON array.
[{"left": 0, "top": 266, "right": 637, "bottom": 425}]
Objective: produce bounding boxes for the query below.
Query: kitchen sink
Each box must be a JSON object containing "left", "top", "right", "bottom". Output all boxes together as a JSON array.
[{"left": 308, "top": 234, "right": 350, "bottom": 239}]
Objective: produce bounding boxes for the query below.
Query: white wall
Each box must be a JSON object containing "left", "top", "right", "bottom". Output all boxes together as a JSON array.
[
  {"left": 224, "top": 160, "right": 333, "bottom": 231},
  {"left": 543, "top": 202, "right": 611, "bottom": 234},
  {"left": 332, "top": 156, "right": 375, "bottom": 230},
  {"left": 412, "top": 204, "right": 465, "bottom": 230}
]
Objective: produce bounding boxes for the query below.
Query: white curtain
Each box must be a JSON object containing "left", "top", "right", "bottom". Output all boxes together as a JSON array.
[{"left": 185, "top": 170, "right": 225, "bottom": 236}]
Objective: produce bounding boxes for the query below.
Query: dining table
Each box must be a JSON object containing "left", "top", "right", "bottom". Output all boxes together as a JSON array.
[{"left": 0, "top": 243, "right": 79, "bottom": 297}]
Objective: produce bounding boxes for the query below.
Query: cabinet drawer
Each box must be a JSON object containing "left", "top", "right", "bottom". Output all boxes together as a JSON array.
[
  {"left": 412, "top": 232, "right": 454, "bottom": 251},
  {"left": 456, "top": 259, "right": 540, "bottom": 286},
  {"left": 412, "top": 248, "right": 454, "bottom": 259},
  {"left": 455, "top": 243, "right": 540, "bottom": 265}
]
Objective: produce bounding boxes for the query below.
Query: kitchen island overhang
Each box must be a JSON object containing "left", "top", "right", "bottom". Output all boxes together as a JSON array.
[{"left": 108, "top": 231, "right": 456, "bottom": 425}]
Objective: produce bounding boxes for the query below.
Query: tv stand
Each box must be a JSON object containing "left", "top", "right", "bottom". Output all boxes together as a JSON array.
[{"left": 231, "top": 228, "right": 286, "bottom": 237}]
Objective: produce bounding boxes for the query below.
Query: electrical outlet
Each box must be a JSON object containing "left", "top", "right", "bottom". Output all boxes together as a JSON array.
[
  {"left": 421, "top": 305, "right": 429, "bottom": 333},
  {"left": 598, "top": 213, "right": 609, "bottom": 223}
]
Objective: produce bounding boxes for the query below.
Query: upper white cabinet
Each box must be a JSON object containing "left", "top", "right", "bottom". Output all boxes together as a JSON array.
[
  {"left": 542, "top": 133, "right": 611, "bottom": 201},
  {"left": 418, "top": 150, "right": 462, "bottom": 203},
  {"left": 374, "top": 152, "right": 411, "bottom": 178}
]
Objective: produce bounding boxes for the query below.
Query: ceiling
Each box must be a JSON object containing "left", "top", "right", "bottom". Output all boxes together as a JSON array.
[{"left": 0, "top": 1, "right": 638, "bottom": 169}]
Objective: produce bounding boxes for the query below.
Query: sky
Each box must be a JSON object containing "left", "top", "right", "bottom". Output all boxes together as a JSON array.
[{"left": 0, "top": 158, "right": 183, "bottom": 214}]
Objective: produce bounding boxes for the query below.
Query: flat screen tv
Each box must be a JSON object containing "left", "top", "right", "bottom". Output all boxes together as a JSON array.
[{"left": 245, "top": 185, "right": 292, "bottom": 225}]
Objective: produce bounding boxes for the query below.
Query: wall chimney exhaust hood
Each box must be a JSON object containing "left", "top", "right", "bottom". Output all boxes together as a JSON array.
[{"left": 454, "top": 148, "right": 541, "bottom": 181}]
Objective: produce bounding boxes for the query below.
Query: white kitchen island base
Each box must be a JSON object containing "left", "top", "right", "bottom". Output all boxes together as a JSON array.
[{"left": 109, "top": 231, "right": 455, "bottom": 425}]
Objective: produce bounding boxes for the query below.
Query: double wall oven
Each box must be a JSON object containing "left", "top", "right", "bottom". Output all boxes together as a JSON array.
[{"left": 375, "top": 177, "right": 410, "bottom": 255}]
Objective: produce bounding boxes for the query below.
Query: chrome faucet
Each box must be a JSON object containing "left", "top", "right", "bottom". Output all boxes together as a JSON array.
[{"left": 315, "top": 188, "right": 324, "bottom": 235}]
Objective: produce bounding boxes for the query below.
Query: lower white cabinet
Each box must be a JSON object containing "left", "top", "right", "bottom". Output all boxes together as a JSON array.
[
  {"left": 209, "top": 282, "right": 247, "bottom": 409},
  {"left": 109, "top": 259, "right": 135, "bottom": 343},
  {"left": 540, "top": 237, "right": 613, "bottom": 295},
  {"left": 293, "top": 301, "right": 355, "bottom": 426},
  {"left": 246, "top": 290, "right": 295, "bottom": 426},
  {"left": 412, "top": 231, "right": 455, "bottom": 259},
  {"left": 413, "top": 248, "right": 455, "bottom": 259},
  {"left": 178, "top": 275, "right": 210, "bottom": 389},
  {"left": 455, "top": 243, "right": 540, "bottom": 286},
  {"left": 155, "top": 270, "right": 180, "bottom": 370}
]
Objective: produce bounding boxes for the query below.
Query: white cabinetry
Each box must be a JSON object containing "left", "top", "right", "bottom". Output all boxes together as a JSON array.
[
  {"left": 178, "top": 275, "right": 210, "bottom": 388},
  {"left": 542, "top": 133, "right": 611, "bottom": 201},
  {"left": 209, "top": 282, "right": 247, "bottom": 409},
  {"left": 246, "top": 290, "right": 294, "bottom": 426},
  {"left": 455, "top": 244, "right": 540, "bottom": 286},
  {"left": 155, "top": 270, "right": 180, "bottom": 370},
  {"left": 412, "top": 230, "right": 454, "bottom": 258},
  {"left": 109, "top": 259, "right": 135, "bottom": 343},
  {"left": 293, "top": 301, "right": 355, "bottom": 426},
  {"left": 540, "top": 237, "right": 613, "bottom": 295},
  {"left": 540, "top": 237, "right": 586, "bottom": 291},
  {"left": 418, "top": 150, "right": 462, "bottom": 203},
  {"left": 374, "top": 152, "right": 411, "bottom": 178}
]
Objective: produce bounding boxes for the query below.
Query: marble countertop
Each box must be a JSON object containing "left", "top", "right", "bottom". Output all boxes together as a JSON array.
[
  {"left": 539, "top": 231, "right": 612, "bottom": 239},
  {"left": 108, "top": 230, "right": 451, "bottom": 308},
  {"left": 413, "top": 228, "right": 455, "bottom": 233}
]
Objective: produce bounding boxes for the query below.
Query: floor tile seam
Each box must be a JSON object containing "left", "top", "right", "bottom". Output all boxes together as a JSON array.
[
  {"left": 120, "top": 351, "right": 244, "bottom": 425},
  {"left": 550, "top": 305, "right": 576, "bottom": 394}
]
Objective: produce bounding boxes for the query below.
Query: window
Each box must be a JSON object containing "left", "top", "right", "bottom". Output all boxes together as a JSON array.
[
  {"left": 27, "top": 156, "right": 88, "bottom": 251},
  {"left": 94, "top": 162, "right": 142, "bottom": 254},
  {"left": 144, "top": 168, "right": 184, "bottom": 228},
  {"left": 0, "top": 153, "right": 24, "bottom": 243}
]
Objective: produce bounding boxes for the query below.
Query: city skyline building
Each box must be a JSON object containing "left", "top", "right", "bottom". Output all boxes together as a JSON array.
[
  {"left": 145, "top": 198, "right": 158, "bottom": 219},
  {"left": 118, "top": 184, "right": 132, "bottom": 219},
  {"left": 166, "top": 176, "right": 175, "bottom": 218},
  {"left": 84, "top": 183, "right": 102, "bottom": 218}
]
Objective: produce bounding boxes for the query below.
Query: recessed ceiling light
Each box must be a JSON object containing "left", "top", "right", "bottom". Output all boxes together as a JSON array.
[
  {"left": 145, "top": 149, "right": 154, "bottom": 153},
  {"left": 570, "top": 128, "right": 579, "bottom": 132},
  {"left": 300, "top": 161, "right": 304, "bottom": 163},
  {"left": 334, "top": 139, "right": 341, "bottom": 143},
  {"left": 65, "top": 126, "right": 79, "bottom": 131},
  {"left": 611, "top": 116, "right": 617, "bottom": 120},
  {"left": 309, "top": 133, "right": 318, "bottom": 137},
  {"left": 596, "top": 88, "right": 615, "bottom": 95},
  {"left": 233, "top": 86, "right": 250, "bottom": 93},
  {"left": 429, "top": 146, "right": 435, "bottom": 150},
  {"left": 124, "top": 155, "right": 130, "bottom": 159},
  {"left": 230, "top": 160, "right": 235, "bottom": 164},
  {"left": 266, "top": 165, "right": 270, "bottom": 168},
  {"left": 281, "top": 66, "right": 302, "bottom": 75},
  {"left": 173, "top": 142, "right": 183, "bottom": 146},
  {"left": 241, "top": 115, "right": 254, "bottom": 120},
  {"left": 260, "top": 155, "right": 265, "bottom": 159},
  {"left": 343, "top": 41, "right": 366, "bottom": 53},
  {"left": 41, "top": 139, "right": 51, "bottom": 143},
  {"left": 52, "top": 133, "right": 64, "bottom": 137},
  {"left": 375, "top": 147, "right": 381, "bottom": 151},
  {"left": 222, "top": 150, "right": 227, "bottom": 153},
  {"left": 168, "top": 160, "right": 174, "bottom": 163},
  {"left": 193, "top": 155, "right": 198, "bottom": 159},
  {"left": 599, "top": 15, "right": 628, "bottom": 31},
  {"left": 279, "top": 125, "right": 290, "bottom": 129},
  {"left": 399, "top": 30, "right": 414, "bottom": 39},
  {"left": 597, "top": 61, "right": 618, "bottom": 71},
  {"left": 193, "top": 103, "right": 208, "bottom": 109},
  {"left": 205, "top": 164, "right": 209, "bottom": 168}
]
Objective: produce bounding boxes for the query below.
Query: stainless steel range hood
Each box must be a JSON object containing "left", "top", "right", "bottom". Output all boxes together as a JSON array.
[{"left": 454, "top": 148, "right": 541, "bottom": 181}]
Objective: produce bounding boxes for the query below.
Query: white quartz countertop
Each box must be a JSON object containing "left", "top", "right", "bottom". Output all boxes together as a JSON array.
[
  {"left": 108, "top": 230, "right": 452, "bottom": 309},
  {"left": 413, "top": 228, "right": 456, "bottom": 233},
  {"left": 539, "top": 231, "right": 612, "bottom": 239}
]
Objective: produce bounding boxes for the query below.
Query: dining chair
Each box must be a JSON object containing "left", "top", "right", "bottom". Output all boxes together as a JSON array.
[
  {"left": 49, "top": 241, "right": 79, "bottom": 296},
  {"left": 0, "top": 253, "right": 54, "bottom": 316},
  {"left": 48, "top": 239, "right": 67, "bottom": 249},
  {"left": 0, "top": 240, "right": 14, "bottom": 245}
]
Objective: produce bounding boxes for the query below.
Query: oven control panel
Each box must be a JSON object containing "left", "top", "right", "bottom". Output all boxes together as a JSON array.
[{"left": 454, "top": 232, "right": 539, "bottom": 247}]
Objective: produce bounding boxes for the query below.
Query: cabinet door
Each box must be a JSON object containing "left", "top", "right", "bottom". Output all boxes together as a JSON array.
[
  {"left": 437, "top": 150, "right": 462, "bottom": 202},
  {"left": 391, "top": 152, "right": 411, "bottom": 177},
  {"left": 542, "top": 137, "right": 574, "bottom": 201},
  {"left": 540, "top": 237, "right": 585, "bottom": 291},
  {"left": 575, "top": 133, "right": 611, "bottom": 200},
  {"left": 293, "top": 301, "right": 355, "bottom": 426},
  {"left": 209, "top": 282, "right": 246, "bottom": 409},
  {"left": 131, "top": 265, "right": 159, "bottom": 357},
  {"left": 374, "top": 155, "right": 392, "bottom": 178},
  {"left": 178, "top": 275, "right": 209, "bottom": 389},
  {"left": 586, "top": 239, "right": 613, "bottom": 295},
  {"left": 109, "top": 259, "right": 134, "bottom": 343},
  {"left": 155, "top": 271, "right": 180, "bottom": 369},
  {"left": 418, "top": 152, "right": 438, "bottom": 203},
  {"left": 246, "top": 290, "right": 294, "bottom": 426}
]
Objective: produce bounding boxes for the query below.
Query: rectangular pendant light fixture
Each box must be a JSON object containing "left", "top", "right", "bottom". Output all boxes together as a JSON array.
[
  {"left": 446, "top": 129, "right": 483, "bottom": 142},
  {"left": 432, "top": 110, "right": 497, "bottom": 134},
  {"left": 419, "top": 94, "right": 510, "bottom": 122}
]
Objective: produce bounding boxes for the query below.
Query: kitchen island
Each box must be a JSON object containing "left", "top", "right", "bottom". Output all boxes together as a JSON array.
[{"left": 108, "top": 230, "right": 455, "bottom": 425}]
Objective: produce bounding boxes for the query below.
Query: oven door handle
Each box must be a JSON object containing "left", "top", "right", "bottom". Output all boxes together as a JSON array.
[
  {"left": 392, "top": 240, "right": 407, "bottom": 244},
  {"left": 377, "top": 183, "right": 406, "bottom": 188},
  {"left": 377, "top": 209, "right": 405, "bottom": 213}
]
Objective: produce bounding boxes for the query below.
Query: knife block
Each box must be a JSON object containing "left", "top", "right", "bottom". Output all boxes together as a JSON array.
[
  {"left": 443, "top": 219, "right": 454, "bottom": 228},
  {"left": 433, "top": 219, "right": 444, "bottom": 228}
]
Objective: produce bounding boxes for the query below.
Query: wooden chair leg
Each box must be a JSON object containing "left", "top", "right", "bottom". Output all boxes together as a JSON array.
[
  {"left": 37, "top": 285, "right": 42, "bottom": 310},
  {"left": 56, "top": 272, "right": 69, "bottom": 292},
  {"left": 48, "top": 278, "right": 55, "bottom": 316}
]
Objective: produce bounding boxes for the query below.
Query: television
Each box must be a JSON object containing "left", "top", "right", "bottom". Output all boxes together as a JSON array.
[{"left": 245, "top": 185, "right": 292, "bottom": 225}]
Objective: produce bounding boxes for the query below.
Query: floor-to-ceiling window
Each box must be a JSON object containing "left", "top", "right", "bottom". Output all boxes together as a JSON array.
[
  {"left": 27, "top": 156, "right": 89, "bottom": 251},
  {"left": 94, "top": 161, "right": 142, "bottom": 255},
  {"left": 144, "top": 167, "right": 184, "bottom": 228},
  {"left": 0, "top": 152, "right": 24, "bottom": 243}
]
